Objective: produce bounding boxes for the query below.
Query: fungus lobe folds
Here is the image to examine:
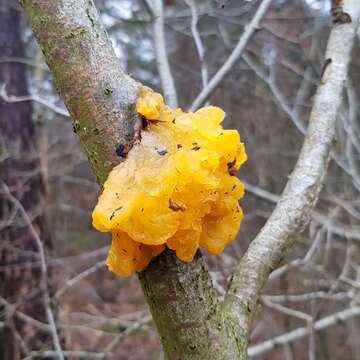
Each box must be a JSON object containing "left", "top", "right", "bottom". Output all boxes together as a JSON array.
[{"left": 92, "top": 87, "right": 247, "bottom": 276}]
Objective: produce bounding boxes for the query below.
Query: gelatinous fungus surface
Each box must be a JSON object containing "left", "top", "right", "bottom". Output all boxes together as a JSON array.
[{"left": 92, "top": 88, "right": 247, "bottom": 276}]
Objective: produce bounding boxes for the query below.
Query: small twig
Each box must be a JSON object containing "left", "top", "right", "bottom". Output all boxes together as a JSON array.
[
  {"left": 0, "top": 83, "right": 69, "bottom": 117},
  {"left": 2, "top": 182, "right": 64, "bottom": 360},
  {"left": 184, "top": 0, "right": 208, "bottom": 90},
  {"left": 263, "top": 299, "right": 313, "bottom": 322},
  {"left": 263, "top": 291, "right": 351, "bottom": 303},
  {"left": 104, "top": 315, "right": 152, "bottom": 352},
  {"left": 22, "top": 350, "right": 106, "bottom": 360},
  {"left": 189, "top": 0, "right": 273, "bottom": 111},
  {"left": 55, "top": 260, "right": 106, "bottom": 299},
  {"left": 0, "top": 56, "right": 49, "bottom": 71},
  {"left": 144, "top": 0, "right": 178, "bottom": 107},
  {"left": 243, "top": 180, "right": 360, "bottom": 243},
  {"left": 242, "top": 53, "right": 307, "bottom": 134},
  {"left": 248, "top": 307, "right": 360, "bottom": 358}
]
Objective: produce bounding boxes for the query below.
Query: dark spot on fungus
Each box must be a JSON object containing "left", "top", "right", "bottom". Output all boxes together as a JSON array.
[
  {"left": 169, "top": 199, "right": 186, "bottom": 212},
  {"left": 172, "top": 118, "right": 176, "bottom": 124},
  {"left": 232, "top": 184, "right": 237, "bottom": 191},
  {"left": 191, "top": 146, "right": 201, "bottom": 151},
  {"left": 157, "top": 149, "right": 168, "bottom": 156},
  {"left": 122, "top": 248, "right": 127, "bottom": 253},
  {"left": 141, "top": 208, "right": 144, "bottom": 212},
  {"left": 109, "top": 206, "right": 123, "bottom": 220},
  {"left": 115, "top": 144, "right": 127, "bottom": 158},
  {"left": 227, "top": 158, "right": 237, "bottom": 176},
  {"left": 225, "top": 192, "right": 229, "bottom": 195},
  {"left": 93, "top": 127, "right": 100, "bottom": 135},
  {"left": 177, "top": 144, "right": 182, "bottom": 149}
]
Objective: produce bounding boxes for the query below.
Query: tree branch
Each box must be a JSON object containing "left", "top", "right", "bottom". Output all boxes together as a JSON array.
[
  {"left": 20, "top": 0, "right": 139, "bottom": 184},
  {"left": 224, "top": 3, "right": 360, "bottom": 331},
  {"left": 145, "top": 0, "right": 178, "bottom": 108},
  {"left": 248, "top": 307, "right": 360, "bottom": 358},
  {"left": 189, "top": 0, "right": 273, "bottom": 111},
  {"left": 0, "top": 83, "right": 70, "bottom": 117},
  {"left": 1, "top": 182, "right": 64, "bottom": 360},
  {"left": 184, "top": 0, "right": 208, "bottom": 90}
]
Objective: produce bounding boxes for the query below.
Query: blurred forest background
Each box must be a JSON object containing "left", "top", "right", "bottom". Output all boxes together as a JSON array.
[{"left": 1, "top": 0, "right": 360, "bottom": 359}]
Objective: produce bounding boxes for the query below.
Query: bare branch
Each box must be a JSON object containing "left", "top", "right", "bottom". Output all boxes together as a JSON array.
[
  {"left": 145, "top": 0, "right": 178, "bottom": 107},
  {"left": 55, "top": 260, "right": 106, "bottom": 299},
  {"left": 248, "top": 307, "right": 360, "bottom": 358},
  {"left": 242, "top": 53, "right": 307, "bottom": 134},
  {"left": 1, "top": 182, "right": 64, "bottom": 360},
  {"left": 244, "top": 181, "right": 360, "bottom": 243},
  {"left": 0, "top": 83, "right": 69, "bottom": 117},
  {"left": 189, "top": 0, "right": 273, "bottom": 111},
  {"left": 0, "top": 56, "right": 49, "bottom": 71},
  {"left": 224, "top": 5, "right": 360, "bottom": 330},
  {"left": 22, "top": 350, "right": 106, "bottom": 360},
  {"left": 184, "top": 0, "right": 208, "bottom": 90}
]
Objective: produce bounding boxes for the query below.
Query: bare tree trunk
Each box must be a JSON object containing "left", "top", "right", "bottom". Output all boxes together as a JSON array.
[{"left": 0, "top": 1, "right": 52, "bottom": 358}]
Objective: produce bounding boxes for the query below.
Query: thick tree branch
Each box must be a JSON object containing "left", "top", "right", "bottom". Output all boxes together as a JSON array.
[
  {"left": 224, "top": 3, "right": 360, "bottom": 330},
  {"left": 20, "top": 0, "right": 139, "bottom": 184}
]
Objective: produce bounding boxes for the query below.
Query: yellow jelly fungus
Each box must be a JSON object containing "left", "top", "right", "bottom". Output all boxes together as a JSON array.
[{"left": 92, "top": 87, "right": 247, "bottom": 276}]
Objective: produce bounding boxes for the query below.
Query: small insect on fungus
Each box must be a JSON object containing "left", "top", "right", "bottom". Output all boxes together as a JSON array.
[
  {"left": 169, "top": 198, "right": 186, "bottom": 212},
  {"left": 227, "top": 158, "right": 237, "bottom": 176}
]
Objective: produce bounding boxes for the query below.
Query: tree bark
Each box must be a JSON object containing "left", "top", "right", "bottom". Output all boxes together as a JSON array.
[
  {"left": 139, "top": 249, "right": 247, "bottom": 359},
  {"left": 0, "top": 1, "right": 52, "bottom": 358}
]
